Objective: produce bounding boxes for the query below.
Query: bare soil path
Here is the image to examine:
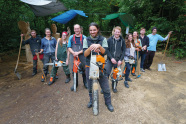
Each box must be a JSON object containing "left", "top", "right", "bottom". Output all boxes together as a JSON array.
[{"left": 0, "top": 52, "right": 185, "bottom": 124}]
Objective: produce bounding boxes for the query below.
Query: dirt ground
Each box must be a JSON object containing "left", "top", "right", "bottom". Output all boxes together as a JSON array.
[{"left": 0, "top": 51, "right": 186, "bottom": 124}]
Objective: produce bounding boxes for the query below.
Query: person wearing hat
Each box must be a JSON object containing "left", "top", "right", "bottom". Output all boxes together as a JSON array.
[
  {"left": 143, "top": 27, "right": 172, "bottom": 70},
  {"left": 48, "top": 31, "right": 71, "bottom": 85}
]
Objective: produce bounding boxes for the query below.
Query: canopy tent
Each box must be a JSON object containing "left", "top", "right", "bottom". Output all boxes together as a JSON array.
[
  {"left": 20, "top": 0, "right": 67, "bottom": 16},
  {"left": 51, "top": 10, "right": 88, "bottom": 24},
  {"left": 102, "top": 13, "right": 135, "bottom": 34}
]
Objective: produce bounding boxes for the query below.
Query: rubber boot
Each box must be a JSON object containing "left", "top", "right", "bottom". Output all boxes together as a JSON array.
[
  {"left": 48, "top": 77, "right": 55, "bottom": 85},
  {"left": 82, "top": 74, "right": 88, "bottom": 89},
  {"left": 65, "top": 74, "right": 71, "bottom": 83},
  {"left": 124, "top": 81, "right": 129, "bottom": 88},
  {"left": 71, "top": 73, "right": 78, "bottom": 91},
  {"left": 32, "top": 71, "right": 37, "bottom": 76},
  {"left": 104, "top": 92, "right": 114, "bottom": 112}
]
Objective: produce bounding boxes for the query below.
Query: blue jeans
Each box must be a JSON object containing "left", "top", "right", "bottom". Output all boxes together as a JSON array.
[
  {"left": 125, "top": 62, "right": 131, "bottom": 81},
  {"left": 139, "top": 52, "right": 146, "bottom": 69},
  {"left": 105, "top": 59, "right": 117, "bottom": 78},
  {"left": 43, "top": 53, "right": 55, "bottom": 75}
]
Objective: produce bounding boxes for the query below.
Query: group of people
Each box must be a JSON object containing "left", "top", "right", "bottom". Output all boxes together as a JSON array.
[{"left": 21, "top": 22, "right": 172, "bottom": 113}]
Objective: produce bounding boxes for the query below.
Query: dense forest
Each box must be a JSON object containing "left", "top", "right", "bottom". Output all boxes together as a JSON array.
[{"left": 0, "top": 0, "right": 185, "bottom": 58}]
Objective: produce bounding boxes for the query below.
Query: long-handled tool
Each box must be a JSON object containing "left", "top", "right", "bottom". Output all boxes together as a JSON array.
[
  {"left": 158, "top": 34, "right": 171, "bottom": 71},
  {"left": 14, "top": 35, "right": 23, "bottom": 79},
  {"left": 136, "top": 51, "right": 141, "bottom": 78},
  {"left": 36, "top": 52, "right": 46, "bottom": 82}
]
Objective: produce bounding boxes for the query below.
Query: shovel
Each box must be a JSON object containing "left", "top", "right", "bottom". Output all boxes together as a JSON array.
[
  {"left": 35, "top": 51, "right": 46, "bottom": 82},
  {"left": 14, "top": 35, "right": 23, "bottom": 79},
  {"left": 158, "top": 34, "right": 171, "bottom": 71}
]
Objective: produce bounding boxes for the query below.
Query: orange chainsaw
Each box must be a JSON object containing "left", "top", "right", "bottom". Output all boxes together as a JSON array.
[
  {"left": 73, "top": 57, "right": 81, "bottom": 92},
  {"left": 111, "top": 66, "right": 123, "bottom": 90}
]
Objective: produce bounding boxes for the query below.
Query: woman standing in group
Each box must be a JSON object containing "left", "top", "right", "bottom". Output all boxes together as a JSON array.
[
  {"left": 48, "top": 31, "right": 71, "bottom": 85},
  {"left": 123, "top": 31, "right": 141, "bottom": 77},
  {"left": 41, "top": 28, "right": 57, "bottom": 82},
  {"left": 83, "top": 22, "right": 114, "bottom": 112},
  {"left": 123, "top": 33, "right": 139, "bottom": 88}
]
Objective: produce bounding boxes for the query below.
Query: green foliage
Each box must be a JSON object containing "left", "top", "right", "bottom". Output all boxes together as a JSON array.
[
  {"left": 0, "top": 0, "right": 185, "bottom": 59},
  {"left": 118, "top": 0, "right": 186, "bottom": 59}
]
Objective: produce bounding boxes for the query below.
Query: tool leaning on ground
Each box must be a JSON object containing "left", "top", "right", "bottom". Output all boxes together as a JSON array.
[
  {"left": 158, "top": 34, "right": 171, "bottom": 71},
  {"left": 110, "top": 66, "right": 123, "bottom": 93},
  {"left": 135, "top": 43, "right": 142, "bottom": 78},
  {"left": 35, "top": 49, "right": 46, "bottom": 82},
  {"left": 89, "top": 52, "right": 106, "bottom": 116},
  {"left": 14, "top": 35, "right": 23, "bottom": 80}
]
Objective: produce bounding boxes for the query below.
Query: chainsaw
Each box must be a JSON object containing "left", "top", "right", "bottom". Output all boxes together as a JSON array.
[
  {"left": 111, "top": 66, "right": 123, "bottom": 90},
  {"left": 45, "top": 60, "right": 66, "bottom": 67},
  {"left": 73, "top": 57, "right": 81, "bottom": 92},
  {"left": 89, "top": 52, "right": 106, "bottom": 116}
]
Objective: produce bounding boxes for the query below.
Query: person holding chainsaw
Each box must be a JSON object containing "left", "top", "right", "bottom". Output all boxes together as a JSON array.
[
  {"left": 40, "top": 28, "right": 57, "bottom": 82},
  {"left": 48, "top": 31, "right": 71, "bottom": 85},
  {"left": 83, "top": 22, "right": 114, "bottom": 112},
  {"left": 123, "top": 33, "right": 139, "bottom": 88},
  {"left": 123, "top": 31, "right": 141, "bottom": 77},
  {"left": 21, "top": 30, "right": 43, "bottom": 76},
  {"left": 105, "top": 26, "right": 126, "bottom": 93},
  {"left": 67, "top": 24, "right": 88, "bottom": 91},
  {"left": 143, "top": 27, "right": 172, "bottom": 70}
]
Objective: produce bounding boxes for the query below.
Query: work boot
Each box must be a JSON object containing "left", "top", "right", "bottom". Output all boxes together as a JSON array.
[
  {"left": 87, "top": 94, "right": 92, "bottom": 108},
  {"left": 32, "top": 72, "right": 37, "bottom": 76},
  {"left": 55, "top": 73, "right": 58, "bottom": 79},
  {"left": 128, "top": 78, "right": 132, "bottom": 82},
  {"left": 106, "top": 103, "right": 114, "bottom": 112},
  {"left": 131, "top": 73, "right": 136, "bottom": 76},
  {"left": 87, "top": 102, "right": 92, "bottom": 108},
  {"left": 147, "top": 68, "right": 151, "bottom": 70},
  {"left": 140, "top": 68, "right": 145, "bottom": 72},
  {"left": 124, "top": 81, "right": 129, "bottom": 88},
  {"left": 65, "top": 74, "right": 71, "bottom": 83},
  {"left": 41, "top": 75, "right": 45, "bottom": 82},
  {"left": 112, "top": 81, "right": 117, "bottom": 93},
  {"left": 82, "top": 74, "right": 88, "bottom": 89},
  {"left": 48, "top": 77, "right": 55, "bottom": 85}
]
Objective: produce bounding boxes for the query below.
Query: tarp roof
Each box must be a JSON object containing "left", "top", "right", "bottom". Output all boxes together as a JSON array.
[
  {"left": 21, "top": 0, "right": 66, "bottom": 16},
  {"left": 102, "top": 13, "right": 135, "bottom": 28},
  {"left": 51, "top": 10, "right": 88, "bottom": 24}
]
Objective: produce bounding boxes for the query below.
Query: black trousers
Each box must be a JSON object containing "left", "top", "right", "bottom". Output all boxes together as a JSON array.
[{"left": 143, "top": 51, "right": 155, "bottom": 69}]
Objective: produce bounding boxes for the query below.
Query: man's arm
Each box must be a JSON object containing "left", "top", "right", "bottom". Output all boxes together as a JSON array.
[
  {"left": 119, "top": 39, "right": 126, "bottom": 61},
  {"left": 106, "top": 38, "right": 113, "bottom": 59}
]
